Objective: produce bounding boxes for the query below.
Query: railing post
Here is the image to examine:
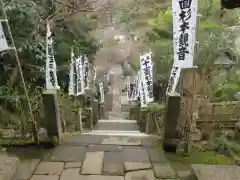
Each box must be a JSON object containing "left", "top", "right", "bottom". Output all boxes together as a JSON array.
[
  {"left": 92, "top": 99, "right": 98, "bottom": 124},
  {"left": 86, "top": 107, "right": 93, "bottom": 130},
  {"left": 163, "top": 92, "right": 181, "bottom": 152},
  {"left": 42, "top": 90, "right": 62, "bottom": 144},
  {"left": 76, "top": 108, "right": 83, "bottom": 133}
]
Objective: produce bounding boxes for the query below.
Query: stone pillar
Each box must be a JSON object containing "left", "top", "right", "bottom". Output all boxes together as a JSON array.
[
  {"left": 139, "top": 108, "right": 147, "bottom": 132},
  {"left": 76, "top": 108, "right": 83, "bottom": 133},
  {"left": 105, "top": 92, "right": 113, "bottom": 112},
  {"left": 92, "top": 99, "right": 98, "bottom": 124},
  {"left": 99, "top": 102, "right": 105, "bottom": 119},
  {"left": 86, "top": 107, "right": 93, "bottom": 130},
  {"left": 146, "top": 113, "right": 154, "bottom": 134},
  {"left": 136, "top": 102, "right": 141, "bottom": 124},
  {"left": 163, "top": 92, "right": 181, "bottom": 152},
  {"left": 42, "top": 90, "right": 62, "bottom": 141}
]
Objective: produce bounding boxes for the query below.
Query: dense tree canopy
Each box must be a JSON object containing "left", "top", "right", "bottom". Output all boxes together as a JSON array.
[{"left": 1, "top": 0, "right": 101, "bottom": 93}]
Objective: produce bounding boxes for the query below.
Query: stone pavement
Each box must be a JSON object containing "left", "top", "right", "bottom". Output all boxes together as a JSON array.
[{"left": 17, "top": 134, "right": 179, "bottom": 180}]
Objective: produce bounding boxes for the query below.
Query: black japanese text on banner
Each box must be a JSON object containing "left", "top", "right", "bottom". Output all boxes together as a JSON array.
[
  {"left": 45, "top": 22, "right": 59, "bottom": 90},
  {"left": 76, "top": 56, "right": 84, "bottom": 96},
  {"left": 139, "top": 73, "right": 147, "bottom": 108},
  {"left": 166, "top": 66, "right": 181, "bottom": 93},
  {"left": 166, "top": 0, "right": 198, "bottom": 93},
  {"left": 99, "top": 82, "right": 104, "bottom": 103},
  {"left": 83, "top": 55, "right": 90, "bottom": 89},
  {"left": 172, "top": 0, "right": 198, "bottom": 68},
  {"left": 131, "top": 72, "right": 140, "bottom": 101},
  {"left": 140, "top": 52, "right": 154, "bottom": 104},
  {"left": 68, "top": 50, "right": 75, "bottom": 95}
]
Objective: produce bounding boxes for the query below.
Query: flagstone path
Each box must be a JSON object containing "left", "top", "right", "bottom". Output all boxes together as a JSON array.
[
  {"left": 17, "top": 69, "right": 180, "bottom": 180},
  {"left": 18, "top": 134, "right": 180, "bottom": 180}
]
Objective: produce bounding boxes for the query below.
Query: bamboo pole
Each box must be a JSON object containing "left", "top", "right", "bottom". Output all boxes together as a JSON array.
[
  {"left": 184, "top": 13, "right": 201, "bottom": 154},
  {"left": 0, "top": 0, "right": 39, "bottom": 143}
]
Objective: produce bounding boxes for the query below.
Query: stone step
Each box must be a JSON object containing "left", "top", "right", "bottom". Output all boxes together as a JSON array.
[
  {"left": 98, "top": 120, "right": 136, "bottom": 123},
  {"left": 83, "top": 130, "right": 149, "bottom": 137},
  {"left": 93, "top": 120, "right": 139, "bottom": 131},
  {"left": 0, "top": 154, "right": 20, "bottom": 180}
]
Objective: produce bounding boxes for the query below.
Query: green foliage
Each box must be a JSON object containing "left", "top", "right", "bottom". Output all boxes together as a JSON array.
[
  {"left": 146, "top": 102, "right": 165, "bottom": 114},
  {"left": 0, "top": 0, "right": 102, "bottom": 139},
  {"left": 120, "top": 0, "right": 240, "bottom": 82},
  {"left": 213, "top": 82, "right": 240, "bottom": 102}
]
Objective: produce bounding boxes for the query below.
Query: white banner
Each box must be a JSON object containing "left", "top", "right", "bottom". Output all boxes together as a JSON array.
[
  {"left": 99, "top": 82, "right": 104, "bottom": 103},
  {"left": 172, "top": 0, "right": 198, "bottom": 68},
  {"left": 140, "top": 52, "right": 154, "bottom": 104},
  {"left": 126, "top": 76, "right": 131, "bottom": 101},
  {"left": 83, "top": 55, "right": 90, "bottom": 89},
  {"left": 76, "top": 56, "right": 84, "bottom": 95},
  {"left": 139, "top": 74, "right": 147, "bottom": 108},
  {"left": 130, "top": 79, "right": 137, "bottom": 101},
  {"left": 166, "top": 66, "right": 181, "bottom": 94},
  {"left": 68, "top": 50, "right": 75, "bottom": 95},
  {"left": 131, "top": 72, "right": 140, "bottom": 101},
  {"left": 93, "top": 66, "right": 97, "bottom": 82},
  {"left": 0, "top": 22, "right": 9, "bottom": 51},
  {"left": 45, "top": 21, "right": 59, "bottom": 90}
]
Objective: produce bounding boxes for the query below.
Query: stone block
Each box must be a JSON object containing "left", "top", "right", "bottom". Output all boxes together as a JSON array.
[
  {"left": 30, "top": 175, "right": 59, "bottom": 180},
  {"left": 79, "top": 175, "right": 124, "bottom": 180},
  {"left": 153, "top": 163, "right": 176, "bottom": 179},
  {"left": 101, "top": 137, "right": 141, "bottom": 146},
  {"left": 17, "top": 159, "right": 40, "bottom": 180},
  {"left": 124, "top": 162, "right": 151, "bottom": 171},
  {"left": 0, "top": 155, "right": 20, "bottom": 180},
  {"left": 163, "top": 93, "right": 181, "bottom": 152},
  {"left": 42, "top": 90, "right": 62, "bottom": 139},
  {"left": 125, "top": 170, "right": 155, "bottom": 180},
  {"left": 49, "top": 145, "right": 86, "bottom": 162},
  {"left": 123, "top": 148, "right": 149, "bottom": 162},
  {"left": 59, "top": 168, "right": 80, "bottom": 180},
  {"left": 34, "top": 162, "right": 64, "bottom": 176},
  {"left": 64, "top": 162, "right": 82, "bottom": 169},
  {"left": 103, "top": 152, "right": 124, "bottom": 176},
  {"left": 81, "top": 151, "right": 104, "bottom": 174},
  {"left": 191, "top": 164, "right": 240, "bottom": 180}
]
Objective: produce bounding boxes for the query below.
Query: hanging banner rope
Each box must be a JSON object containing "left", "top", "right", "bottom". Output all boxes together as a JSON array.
[
  {"left": 140, "top": 52, "right": 154, "bottom": 104},
  {"left": 76, "top": 56, "right": 84, "bottom": 96},
  {"left": 68, "top": 49, "right": 75, "bottom": 96},
  {"left": 45, "top": 21, "right": 59, "bottom": 90}
]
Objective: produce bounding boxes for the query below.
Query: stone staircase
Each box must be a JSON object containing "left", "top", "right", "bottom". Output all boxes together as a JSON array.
[{"left": 84, "top": 119, "right": 149, "bottom": 137}]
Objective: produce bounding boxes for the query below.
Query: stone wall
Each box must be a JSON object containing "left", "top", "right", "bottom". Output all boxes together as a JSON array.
[{"left": 197, "top": 99, "right": 240, "bottom": 129}]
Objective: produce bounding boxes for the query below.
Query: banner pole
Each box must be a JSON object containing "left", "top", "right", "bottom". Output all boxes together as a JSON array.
[{"left": 0, "top": 0, "right": 39, "bottom": 143}]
